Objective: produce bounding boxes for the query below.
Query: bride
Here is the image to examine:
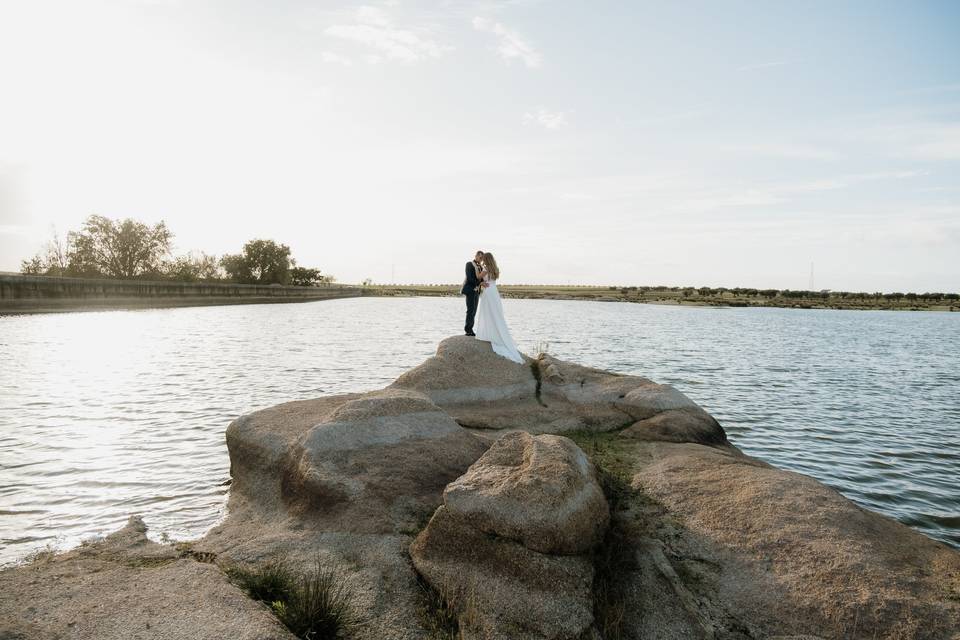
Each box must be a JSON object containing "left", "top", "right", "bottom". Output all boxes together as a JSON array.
[{"left": 474, "top": 252, "right": 524, "bottom": 364}]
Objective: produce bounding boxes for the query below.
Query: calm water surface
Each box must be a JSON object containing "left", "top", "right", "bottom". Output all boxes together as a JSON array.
[{"left": 1, "top": 297, "right": 958, "bottom": 563}]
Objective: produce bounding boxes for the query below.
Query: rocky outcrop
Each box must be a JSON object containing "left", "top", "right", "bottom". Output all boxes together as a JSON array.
[
  {"left": 225, "top": 387, "right": 487, "bottom": 534},
  {"left": 3, "top": 335, "right": 959, "bottom": 640},
  {"left": 624, "top": 441, "right": 960, "bottom": 639},
  {"left": 392, "top": 336, "right": 536, "bottom": 404},
  {"left": 411, "top": 432, "right": 607, "bottom": 639},
  {"left": 0, "top": 517, "right": 292, "bottom": 640}
]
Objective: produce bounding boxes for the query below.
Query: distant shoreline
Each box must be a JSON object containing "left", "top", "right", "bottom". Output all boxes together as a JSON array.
[
  {"left": 365, "top": 284, "right": 960, "bottom": 312},
  {"left": 0, "top": 274, "right": 362, "bottom": 315},
  {"left": 3, "top": 274, "right": 956, "bottom": 315}
]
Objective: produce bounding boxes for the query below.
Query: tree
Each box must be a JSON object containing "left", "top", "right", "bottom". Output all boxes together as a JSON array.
[
  {"left": 220, "top": 239, "right": 292, "bottom": 284},
  {"left": 19, "top": 227, "right": 71, "bottom": 276},
  {"left": 68, "top": 215, "right": 172, "bottom": 278},
  {"left": 362, "top": 278, "right": 373, "bottom": 286},
  {"left": 164, "top": 252, "right": 221, "bottom": 282},
  {"left": 20, "top": 256, "right": 45, "bottom": 275},
  {"left": 289, "top": 266, "right": 322, "bottom": 286}
]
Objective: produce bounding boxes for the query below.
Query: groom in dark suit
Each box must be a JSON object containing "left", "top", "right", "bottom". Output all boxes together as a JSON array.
[{"left": 461, "top": 250, "right": 483, "bottom": 336}]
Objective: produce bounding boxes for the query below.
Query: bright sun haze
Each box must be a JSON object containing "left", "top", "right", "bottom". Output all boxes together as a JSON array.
[{"left": 0, "top": 0, "right": 958, "bottom": 291}]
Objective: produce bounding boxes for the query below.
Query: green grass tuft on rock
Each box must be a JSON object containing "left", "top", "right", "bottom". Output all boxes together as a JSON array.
[{"left": 228, "top": 554, "right": 358, "bottom": 639}]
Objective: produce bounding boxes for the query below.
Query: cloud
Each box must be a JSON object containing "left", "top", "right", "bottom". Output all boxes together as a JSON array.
[
  {"left": 320, "top": 51, "right": 352, "bottom": 65},
  {"left": 472, "top": 16, "right": 542, "bottom": 69},
  {"left": 523, "top": 108, "right": 568, "bottom": 129},
  {"left": 323, "top": 6, "right": 452, "bottom": 63}
]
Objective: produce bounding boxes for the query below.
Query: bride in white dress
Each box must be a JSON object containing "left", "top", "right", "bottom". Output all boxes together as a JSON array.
[{"left": 474, "top": 252, "right": 524, "bottom": 364}]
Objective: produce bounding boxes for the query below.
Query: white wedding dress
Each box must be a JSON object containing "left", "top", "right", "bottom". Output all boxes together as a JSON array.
[{"left": 475, "top": 276, "right": 524, "bottom": 364}]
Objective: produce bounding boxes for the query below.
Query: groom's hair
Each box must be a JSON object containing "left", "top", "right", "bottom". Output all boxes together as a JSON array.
[{"left": 475, "top": 249, "right": 484, "bottom": 256}]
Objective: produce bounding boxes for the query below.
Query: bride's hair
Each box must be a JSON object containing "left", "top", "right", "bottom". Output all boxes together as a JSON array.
[{"left": 483, "top": 252, "right": 500, "bottom": 280}]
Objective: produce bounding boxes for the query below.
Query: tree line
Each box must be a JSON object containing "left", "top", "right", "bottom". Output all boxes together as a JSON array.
[{"left": 20, "top": 215, "right": 332, "bottom": 286}]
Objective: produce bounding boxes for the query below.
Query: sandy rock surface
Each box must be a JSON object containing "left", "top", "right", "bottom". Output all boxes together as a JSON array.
[{"left": 0, "top": 517, "right": 292, "bottom": 640}]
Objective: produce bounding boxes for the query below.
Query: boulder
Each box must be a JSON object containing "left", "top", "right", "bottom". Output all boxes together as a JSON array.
[
  {"left": 444, "top": 431, "right": 609, "bottom": 555},
  {"left": 628, "top": 441, "right": 960, "bottom": 639},
  {"left": 411, "top": 506, "right": 595, "bottom": 640},
  {"left": 619, "top": 407, "right": 727, "bottom": 445},
  {"left": 392, "top": 336, "right": 535, "bottom": 404},
  {"left": 277, "top": 388, "right": 489, "bottom": 532},
  {"left": 411, "top": 432, "right": 608, "bottom": 639}
]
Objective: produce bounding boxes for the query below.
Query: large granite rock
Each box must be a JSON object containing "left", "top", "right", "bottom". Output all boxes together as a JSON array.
[
  {"left": 619, "top": 407, "right": 726, "bottom": 445},
  {"left": 398, "top": 337, "right": 729, "bottom": 448},
  {"left": 411, "top": 432, "right": 608, "bottom": 639},
  {"left": 227, "top": 387, "right": 487, "bottom": 533},
  {"left": 392, "top": 335, "right": 535, "bottom": 404},
  {"left": 610, "top": 439, "right": 960, "bottom": 639},
  {"left": 443, "top": 431, "right": 609, "bottom": 555}
]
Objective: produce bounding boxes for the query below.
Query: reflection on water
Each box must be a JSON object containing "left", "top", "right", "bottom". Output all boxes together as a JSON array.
[{"left": 1, "top": 297, "right": 958, "bottom": 563}]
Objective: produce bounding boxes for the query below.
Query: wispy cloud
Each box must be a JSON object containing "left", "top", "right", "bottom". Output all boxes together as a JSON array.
[
  {"left": 472, "top": 16, "right": 541, "bottom": 69},
  {"left": 523, "top": 108, "right": 568, "bottom": 129},
  {"left": 323, "top": 5, "right": 452, "bottom": 63}
]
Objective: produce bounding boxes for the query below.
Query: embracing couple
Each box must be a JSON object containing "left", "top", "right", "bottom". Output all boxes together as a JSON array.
[{"left": 461, "top": 250, "right": 524, "bottom": 364}]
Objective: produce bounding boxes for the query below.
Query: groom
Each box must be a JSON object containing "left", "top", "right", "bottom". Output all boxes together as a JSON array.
[{"left": 461, "top": 250, "right": 483, "bottom": 336}]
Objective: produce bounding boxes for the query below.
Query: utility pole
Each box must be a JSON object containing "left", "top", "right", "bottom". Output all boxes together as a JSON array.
[
  {"left": 391, "top": 263, "right": 395, "bottom": 284},
  {"left": 809, "top": 262, "right": 814, "bottom": 290}
]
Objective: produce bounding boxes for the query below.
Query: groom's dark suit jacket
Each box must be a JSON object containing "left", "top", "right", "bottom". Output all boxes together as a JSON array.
[{"left": 461, "top": 261, "right": 481, "bottom": 295}]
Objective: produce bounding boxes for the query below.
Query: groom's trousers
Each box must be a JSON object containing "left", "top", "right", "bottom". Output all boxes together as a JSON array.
[{"left": 464, "top": 291, "right": 479, "bottom": 334}]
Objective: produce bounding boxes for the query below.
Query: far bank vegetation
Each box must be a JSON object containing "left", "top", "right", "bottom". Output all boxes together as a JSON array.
[
  {"left": 20, "top": 215, "right": 334, "bottom": 286},
  {"left": 368, "top": 283, "right": 960, "bottom": 312}
]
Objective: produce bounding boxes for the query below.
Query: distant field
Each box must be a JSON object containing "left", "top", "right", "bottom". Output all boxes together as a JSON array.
[{"left": 364, "top": 284, "right": 959, "bottom": 312}]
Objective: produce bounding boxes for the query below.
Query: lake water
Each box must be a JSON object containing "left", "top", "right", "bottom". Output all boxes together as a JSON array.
[{"left": 1, "top": 297, "right": 958, "bottom": 564}]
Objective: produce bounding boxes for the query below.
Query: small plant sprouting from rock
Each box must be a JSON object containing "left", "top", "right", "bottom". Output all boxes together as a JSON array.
[
  {"left": 534, "top": 340, "right": 550, "bottom": 359},
  {"left": 229, "top": 556, "right": 297, "bottom": 604},
  {"left": 529, "top": 340, "right": 551, "bottom": 407},
  {"left": 414, "top": 574, "right": 481, "bottom": 640},
  {"left": 228, "top": 555, "right": 358, "bottom": 639}
]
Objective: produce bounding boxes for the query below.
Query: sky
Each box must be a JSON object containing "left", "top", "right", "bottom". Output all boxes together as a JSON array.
[{"left": 0, "top": 0, "right": 958, "bottom": 291}]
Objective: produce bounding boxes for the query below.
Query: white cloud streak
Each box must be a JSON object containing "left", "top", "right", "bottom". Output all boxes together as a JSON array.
[
  {"left": 324, "top": 6, "right": 452, "bottom": 63},
  {"left": 523, "top": 108, "right": 568, "bottom": 129},
  {"left": 472, "top": 16, "right": 542, "bottom": 69}
]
